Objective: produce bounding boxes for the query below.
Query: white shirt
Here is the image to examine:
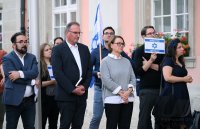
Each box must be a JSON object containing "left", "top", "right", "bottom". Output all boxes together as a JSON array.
[
  {"left": 66, "top": 41, "right": 82, "bottom": 78},
  {"left": 14, "top": 51, "right": 34, "bottom": 97}
]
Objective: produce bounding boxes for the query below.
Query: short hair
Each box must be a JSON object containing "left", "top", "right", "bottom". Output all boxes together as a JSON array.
[
  {"left": 10, "top": 32, "right": 26, "bottom": 43},
  {"left": 108, "top": 35, "right": 125, "bottom": 52},
  {"left": 54, "top": 37, "right": 63, "bottom": 45},
  {"left": 65, "top": 22, "right": 80, "bottom": 33},
  {"left": 103, "top": 26, "right": 115, "bottom": 35},
  {"left": 141, "top": 26, "right": 155, "bottom": 37}
]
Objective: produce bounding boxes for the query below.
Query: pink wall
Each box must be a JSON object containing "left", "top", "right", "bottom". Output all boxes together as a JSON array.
[
  {"left": 187, "top": 0, "right": 200, "bottom": 85},
  {"left": 119, "top": 0, "right": 135, "bottom": 57},
  {"left": 80, "top": 0, "right": 90, "bottom": 46}
]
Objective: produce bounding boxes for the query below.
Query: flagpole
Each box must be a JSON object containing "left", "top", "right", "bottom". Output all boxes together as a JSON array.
[{"left": 99, "top": 41, "right": 102, "bottom": 64}]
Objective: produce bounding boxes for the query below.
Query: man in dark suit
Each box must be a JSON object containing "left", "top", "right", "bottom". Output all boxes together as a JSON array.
[
  {"left": 51, "top": 22, "right": 92, "bottom": 129},
  {"left": 2, "top": 32, "right": 39, "bottom": 129}
]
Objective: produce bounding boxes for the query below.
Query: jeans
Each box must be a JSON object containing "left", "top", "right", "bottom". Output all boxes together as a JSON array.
[
  {"left": 137, "top": 89, "right": 159, "bottom": 129},
  {"left": 0, "top": 94, "right": 5, "bottom": 129},
  {"left": 5, "top": 95, "right": 35, "bottom": 129},
  {"left": 89, "top": 85, "right": 104, "bottom": 129}
]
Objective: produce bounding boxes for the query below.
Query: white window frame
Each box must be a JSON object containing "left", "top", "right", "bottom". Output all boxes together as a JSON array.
[
  {"left": 152, "top": 0, "right": 189, "bottom": 34},
  {"left": 52, "top": 0, "right": 79, "bottom": 39}
]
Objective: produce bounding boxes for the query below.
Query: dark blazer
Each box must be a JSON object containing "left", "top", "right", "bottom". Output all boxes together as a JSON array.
[
  {"left": 51, "top": 41, "right": 92, "bottom": 101},
  {"left": 2, "top": 51, "right": 38, "bottom": 106}
]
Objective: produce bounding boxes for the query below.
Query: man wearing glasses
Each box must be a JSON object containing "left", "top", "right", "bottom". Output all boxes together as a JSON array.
[
  {"left": 89, "top": 26, "right": 115, "bottom": 129},
  {"left": 51, "top": 22, "right": 92, "bottom": 129},
  {"left": 2, "top": 32, "right": 39, "bottom": 129},
  {"left": 134, "top": 26, "right": 164, "bottom": 129}
]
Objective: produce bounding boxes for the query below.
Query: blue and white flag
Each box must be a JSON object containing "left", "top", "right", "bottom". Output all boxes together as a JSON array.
[
  {"left": 90, "top": 0, "right": 103, "bottom": 88},
  {"left": 91, "top": 0, "right": 103, "bottom": 50}
]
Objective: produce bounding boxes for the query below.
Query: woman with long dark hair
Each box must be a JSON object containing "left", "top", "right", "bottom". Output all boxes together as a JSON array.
[
  {"left": 40, "top": 43, "right": 59, "bottom": 129},
  {"left": 160, "top": 38, "right": 193, "bottom": 129}
]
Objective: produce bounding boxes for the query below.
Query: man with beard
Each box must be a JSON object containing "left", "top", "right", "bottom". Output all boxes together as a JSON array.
[{"left": 2, "top": 32, "right": 38, "bottom": 129}]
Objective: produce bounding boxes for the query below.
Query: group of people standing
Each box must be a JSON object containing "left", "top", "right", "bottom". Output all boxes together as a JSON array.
[{"left": 0, "top": 21, "right": 193, "bottom": 129}]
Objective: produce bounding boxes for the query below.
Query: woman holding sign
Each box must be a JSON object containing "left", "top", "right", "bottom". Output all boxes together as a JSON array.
[{"left": 40, "top": 43, "right": 59, "bottom": 129}]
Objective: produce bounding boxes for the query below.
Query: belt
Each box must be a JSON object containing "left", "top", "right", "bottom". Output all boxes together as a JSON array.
[{"left": 23, "top": 94, "right": 34, "bottom": 101}]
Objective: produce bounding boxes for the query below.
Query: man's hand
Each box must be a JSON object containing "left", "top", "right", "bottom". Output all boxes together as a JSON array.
[
  {"left": 72, "top": 85, "right": 85, "bottom": 96},
  {"left": 97, "top": 72, "right": 101, "bottom": 78},
  {"left": 150, "top": 53, "right": 157, "bottom": 62},
  {"left": 9, "top": 71, "right": 20, "bottom": 81},
  {"left": 35, "top": 79, "right": 40, "bottom": 88}
]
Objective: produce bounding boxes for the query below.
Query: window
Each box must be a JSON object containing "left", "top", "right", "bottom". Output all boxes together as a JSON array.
[
  {"left": 153, "top": 0, "right": 188, "bottom": 34},
  {"left": 52, "top": 0, "right": 78, "bottom": 38}
]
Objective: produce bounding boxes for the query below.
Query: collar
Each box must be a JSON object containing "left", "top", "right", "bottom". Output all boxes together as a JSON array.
[
  {"left": 14, "top": 50, "right": 26, "bottom": 59},
  {"left": 108, "top": 53, "right": 122, "bottom": 59},
  {"left": 66, "top": 41, "right": 78, "bottom": 48}
]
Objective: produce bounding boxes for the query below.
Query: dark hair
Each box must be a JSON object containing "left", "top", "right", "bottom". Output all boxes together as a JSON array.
[
  {"left": 108, "top": 35, "right": 125, "bottom": 52},
  {"left": 103, "top": 26, "right": 115, "bottom": 35},
  {"left": 165, "top": 38, "right": 185, "bottom": 66},
  {"left": 65, "top": 22, "right": 80, "bottom": 33},
  {"left": 141, "top": 26, "right": 155, "bottom": 37},
  {"left": 10, "top": 32, "right": 26, "bottom": 43},
  {"left": 40, "top": 43, "right": 52, "bottom": 78},
  {"left": 54, "top": 37, "right": 63, "bottom": 45}
]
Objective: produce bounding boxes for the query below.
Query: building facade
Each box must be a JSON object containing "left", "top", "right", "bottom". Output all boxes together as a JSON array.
[{"left": 1, "top": 0, "right": 199, "bottom": 85}]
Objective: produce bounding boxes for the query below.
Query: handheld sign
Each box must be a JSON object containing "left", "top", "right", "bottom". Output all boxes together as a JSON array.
[{"left": 144, "top": 38, "right": 165, "bottom": 54}]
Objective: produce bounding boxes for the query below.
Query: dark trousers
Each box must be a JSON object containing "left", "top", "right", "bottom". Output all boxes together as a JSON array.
[
  {"left": 0, "top": 94, "right": 5, "bottom": 129},
  {"left": 57, "top": 98, "right": 86, "bottom": 129},
  {"left": 137, "top": 89, "right": 159, "bottom": 129},
  {"left": 5, "top": 95, "right": 35, "bottom": 129},
  {"left": 105, "top": 102, "right": 133, "bottom": 129},
  {"left": 42, "top": 96, "right": 59, "bottom": 129}
]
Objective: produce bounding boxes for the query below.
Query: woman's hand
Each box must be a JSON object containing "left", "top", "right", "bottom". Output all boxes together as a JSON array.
[{"left": 184, "top": 75, "right": 193, "bottom": 83}]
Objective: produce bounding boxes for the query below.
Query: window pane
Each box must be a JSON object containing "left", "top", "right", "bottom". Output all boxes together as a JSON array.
[
  {"left": 154, "top": 18, "right": 162, "bottom": 32},
  {"left": 177, "top": 15, "right": 184, "bottom": 31},
  {"left": 55, "top": 0, "right": 60, "bottom": 7},
  {"left": 0, "top": 25, "right": 1, "bottom": 32},
  {"left": 55, "top": 14, "right": 60, "bottom": 26},
  {"left": 185, "top": 0, "right": 188, "bottom": 13},
  {"left": 177, "top": 0, "right": 184, "bottom": 14},
  {"left": 185, "top": 14, "right": 189, "bottom": 31},
  {"left": 71, "top": 0, "right": 76, "bottom": 4},
  {"left": 0, "top": 13, "right": 1, "bottom": 21},
  {"left": 163, "top": 0, "right": 170, "bottom": 15},
  {"left": 55, "top": 28, "right": 60, "bottom": 37},
  {"left": 154, "top": 0, "right": 161, "bottom": 16},
  {"left": 71, "top": 12, "right": 76, "bottom": 22},
  {"left": 61, "top": 13, "right": 67, "bottom": 26},
  {"left": 61, "top": 0, "right": 67, "bottom": 6},
  {"left": 61, "top": 27, "right": 65, "bottom": 38},
  {"left": 163, "top": 17, "right": 171, "bottom": 32}
]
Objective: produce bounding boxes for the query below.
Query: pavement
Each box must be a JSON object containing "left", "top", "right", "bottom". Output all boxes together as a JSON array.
[{"left": 2, "top": 84, "right": 200, "bottom": 129}]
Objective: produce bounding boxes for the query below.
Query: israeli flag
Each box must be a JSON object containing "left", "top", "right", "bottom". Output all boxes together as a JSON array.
[{"left": 91, "top": 0, "right": 103, "bottom": 50}]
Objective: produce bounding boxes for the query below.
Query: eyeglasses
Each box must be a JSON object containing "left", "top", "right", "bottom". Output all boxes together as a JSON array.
[
  {"left": 15, "top": 40, "right": 28, "bottom": 44},
  {"left": 104, "top": 32, "right": 115, "bottom": 36},
  {"left": 113, "top": 42, "right": 125, "bottom": 47},
  {"left": 146, "top": 31, "right": 157, "bottom": 36},
  {"left": 69, "top": 31, "right": 82, "bottom": 35}
]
